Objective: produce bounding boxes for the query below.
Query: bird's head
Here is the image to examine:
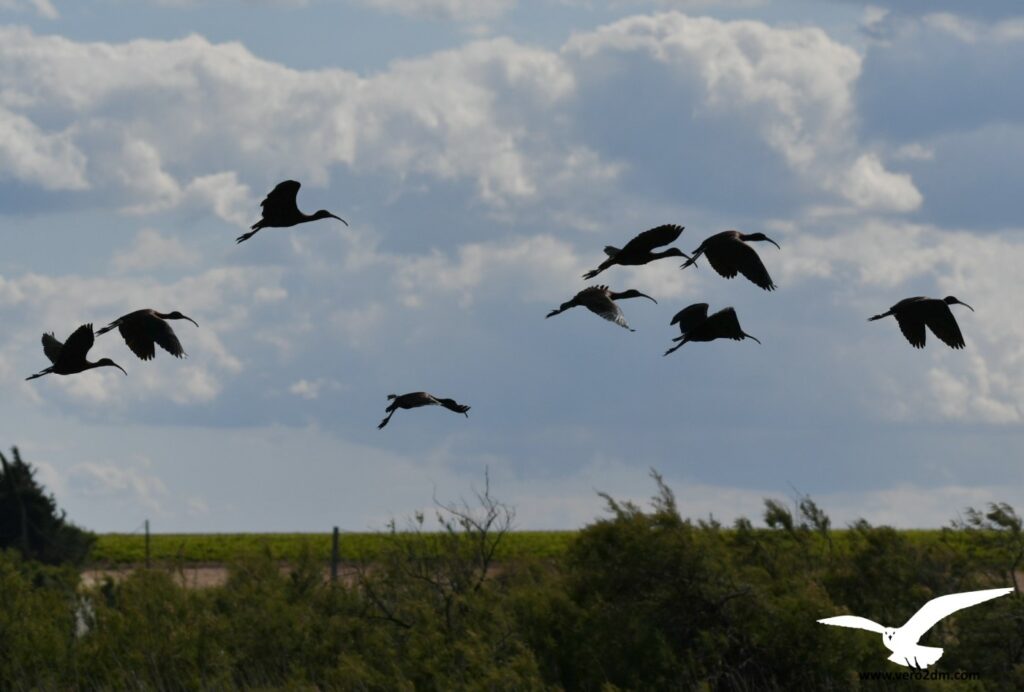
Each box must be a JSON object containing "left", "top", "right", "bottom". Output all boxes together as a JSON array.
[
  {"left": 883, "top": 627, "right": 897, "bottom": 643},
  {"left": 616, "top": 290, "right": 657, "bottom": 304},
  {"left": 661, "top": 247, "right": 689, "bottom": 259},
  {"left": 97, "top": 358, "right": 127, "bottom": 376},
  {"left": 314, "top": 209, "right": 349, "bottom": 226},
  {"left": 744, "top": 232, "right": 781, "bottom": 249},
  {"left": 944, "top": 296, "right": 974, "bottom": 311},
  {"left": 165, "top": 311, "right": 199, "bottom": 327}
]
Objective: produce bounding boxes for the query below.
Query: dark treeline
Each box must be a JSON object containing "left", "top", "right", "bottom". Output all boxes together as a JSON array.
[{"left": 2, "top": 468, "right": 1024, "bottom": 690}]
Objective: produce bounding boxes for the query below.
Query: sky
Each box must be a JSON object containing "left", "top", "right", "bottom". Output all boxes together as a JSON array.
[{"left": 1, "top": 0, "right": 1022, "bottom": 533}]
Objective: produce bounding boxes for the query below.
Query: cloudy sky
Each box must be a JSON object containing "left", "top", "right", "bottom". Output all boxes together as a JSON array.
[{"left": 1, "top": 0, "right": 1022, "bottom": 533}]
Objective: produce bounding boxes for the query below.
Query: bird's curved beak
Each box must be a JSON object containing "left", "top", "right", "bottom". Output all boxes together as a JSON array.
[
  {"left": 114, "top": 363, "right": 128, "bottom": 376},
  {"left": 183, "top": 315, "right": 199, "bottom": 328},
  {"left": 640, "top": 292, "right": 657, "bottom": 304},
  {"left": 329, "top": 213, "right": 349, "bottom": 227},
  {"left": 957, "top": 300, "right": 975, "bottom": 311},
  {"left": 765, "top": 236, "right": 781, "bottom": 250}
]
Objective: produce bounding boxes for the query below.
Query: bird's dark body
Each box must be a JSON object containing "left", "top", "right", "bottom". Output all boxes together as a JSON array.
[
  {"left": 869, "top": 296, "right": 973, "bottom": 349},
  {"left": 583, "top": 225, "right": 688, "bottom": 279},
  {"left": 96, "top": 309, "right": 198, "bottom": 361},
  {"left": 664, "top": 304, "right": 760, "bottom": 356},
  {"left": 26, "top": 324, "right": 127, "bottom": 380},
  {"left": 683, "top": 230, "right": 779, "bottom": 291},
  {"left": 378, "top": 392, "right": 471, "bottom": 429},
  {"left": 237, "top": 180, "right": 348, "bottom": 243},
  {"left": 546, "top": 285, "right": 656, "bottom": 331}
]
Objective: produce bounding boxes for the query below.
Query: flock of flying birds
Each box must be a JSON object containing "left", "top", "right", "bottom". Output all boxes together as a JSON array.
[{"left": 25, "top": 180, "right": 975, "bottom": 428}]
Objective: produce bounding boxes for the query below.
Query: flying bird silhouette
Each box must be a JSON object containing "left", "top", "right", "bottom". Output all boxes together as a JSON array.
[
  {"left": 236, "top": 180, "right": 348, "bottom": 243},
  {"left": 378, "top": 392, "right": 471, "bottom": 429},
  {"left": 869, "top": 296, "right": 974, "bottom": 349},
  {"left": 26, "top": 324, "right": 127, "bottom": 380},
  {"left": 96, "top": 309, "right": 198, "bottom": 361},
  {"left": 546, "top": 285, "right": 656, "bottom": 331},
  {"left": 681, "top": 230, "right": 780, "bottom": 291},
  {"left": 663, "top": 303, "right": 760, "bottom": 356},
  {"left": 582, "top": 225, "right": 689, "bottom": 279},
  {"left": 818, "top": 587, "right": 1013, "bottom": 669}
]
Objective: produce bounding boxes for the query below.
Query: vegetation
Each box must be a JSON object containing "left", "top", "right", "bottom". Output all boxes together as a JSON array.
[
  {"left": 0, "top": 447, "right": 95, "bottom": 565},
  {"left": 4, "top": 459, "right": 1024, "bottom": 689}
]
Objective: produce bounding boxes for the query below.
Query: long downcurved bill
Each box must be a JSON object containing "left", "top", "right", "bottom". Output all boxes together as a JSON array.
[{"left": 328, "top": 213, "right": 349, "bottom": 227}]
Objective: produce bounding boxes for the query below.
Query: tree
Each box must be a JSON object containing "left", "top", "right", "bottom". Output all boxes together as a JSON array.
[{"left": 0, "top": 447, "right": 95, "bottom": 565}]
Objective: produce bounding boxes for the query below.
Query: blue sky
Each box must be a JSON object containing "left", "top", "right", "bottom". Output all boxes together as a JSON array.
[{"left": 1, "top": 0, "right": 1022, "bottom": 532}]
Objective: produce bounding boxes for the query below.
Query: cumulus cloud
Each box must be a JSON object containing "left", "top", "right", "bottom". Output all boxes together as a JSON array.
[
  {"left": 564, "top": 13, "right": 922, "bottom": 213},
  {"left": 1, "top": 265, "right": 276, "bottom": 407},
  {"left": 782, "top": 219, "right": 1024, "bottom": 424},
  {"left": 67, "top": 460, "right": 167, "bottom": 513},
  {"left": 111, "top": 229, "right": 200, "bottom": 273},
  {"left": 0, "top": 0, "right": 57, "bottom": 18},
  {"left": 355, "top": 0, "right": 515, "bottom": 22}
]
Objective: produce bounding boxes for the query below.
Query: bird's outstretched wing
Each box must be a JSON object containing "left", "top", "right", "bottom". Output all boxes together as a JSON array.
[
  {"left": 620, "top": 224, "right": 684, "bottom": 254},
  {"left": 57, "top": 324, "right": 95, "bottom": 364},
  {"left": 436, "top": 398, "right": 471, "bottom": 416},
  {"left": 670, "top": 303, "right": 709, "bottom": 335},
  {"left": 921, "top": 302, "right": 966, "bottom": 349},
  {"left": 894, "top": 313, "right": 927, "bottom": 348},
  {"left": 817, "top": 615, "right": 886, "bottom": 634},
  {"left": 576, "top": 286, "right": 631, "bottom": 330},
  {"left": 262, "top": 180, "right": 301, "bottom": 210},
  {"left": 899, "top": 588, "right": 1013, "bottom": 644},
  {"left": 587, "top": 297, "right": 632, "bottom": 330},
  {"left": 120, "top": 318, "right": 185, "bottom": 360},
  {"left": 150, "top": 319, "right": 187, "bottom": 358},
  {"left": 41, "top": 333, "right": 63, "bottom": 364},
  {"left": 733, "top": 242, "right": 776, "bottom": 291},
  {"left": 706, "top": 308, "right": 747, "bottom": 341}
]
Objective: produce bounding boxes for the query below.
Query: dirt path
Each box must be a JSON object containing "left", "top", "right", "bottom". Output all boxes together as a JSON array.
[{"left": 80, "top": 564, "right": 362, "bottom": 589}]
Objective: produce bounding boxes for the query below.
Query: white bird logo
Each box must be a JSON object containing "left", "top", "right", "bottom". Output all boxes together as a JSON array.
[{"left": 818, "top": 587, "right": 1013, "bottom": 669}]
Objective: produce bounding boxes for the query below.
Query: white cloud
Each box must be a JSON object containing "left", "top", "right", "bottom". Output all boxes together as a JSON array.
[
  {"left": 67, "top": 460, "right": 167, "bottom": 513},
  {"left": 111, "top": 229, "right": 200, "bottom": 273},
  {"left": 0, "top": 106, "right": 87, "bottom": 189},
  {"left": 355, "top": 0, "right": 515, "bottom": 22},
  {"left": 783, "top": 219, "right": 1024, "bottom": 424},
  {"left": 564, "top": 13, "right": 922, "bottom": 213},
  {"left": 0, "top": 0, "right": 57, "bottom": 19},
  {"left": 835, "top": 153, "right": 922, "bottom": 212}
]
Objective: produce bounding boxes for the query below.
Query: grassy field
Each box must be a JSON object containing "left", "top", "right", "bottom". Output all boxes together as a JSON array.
[
  {"left": 90, "top": 530, "right": 578, "bottom": 565},
  {"left": 90, "top": 527, "right": 962, "bottom": 566}
]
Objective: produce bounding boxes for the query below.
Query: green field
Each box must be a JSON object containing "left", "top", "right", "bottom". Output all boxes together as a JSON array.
[
  {"left": 90, "top": 528, "right": 960, "bottom": 565},
  {"left": 90, "top": 530, "right": 578, "bottom": 565}
]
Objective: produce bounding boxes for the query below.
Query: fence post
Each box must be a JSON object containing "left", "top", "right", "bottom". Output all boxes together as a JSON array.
[
  {"left": 331, "top": 526, "right": 340, "bottom": 583},
  {"left": 145, "top": 519, "right": 151, "bottom": 569}
]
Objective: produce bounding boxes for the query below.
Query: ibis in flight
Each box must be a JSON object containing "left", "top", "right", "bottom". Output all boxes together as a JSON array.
[
  {"left": 96, "top": 309, "right": 198, "bottom": 361},
  {"left": 26, "top": 324, "right": 127, "bottom": 380},
  {"left": 236, "top": 180, "right": 348, "bottom": 243},
  {"left": 378, "top": 392, "right": 471, "bottom": 429},
  {"left": 663, "top": 303, "right": 761, "bottom": 356},
  {"left": 546, "top": 285, "right": 656, "bottom": 331},
  {"left": 869, "top": 296, "right": 974, "bottom": 349},
  {"left": 583, "top": 225, "right": 690, "bottom": 279},
  {"left": 681, "top": 230, "right": 780, "bottom": 291}
]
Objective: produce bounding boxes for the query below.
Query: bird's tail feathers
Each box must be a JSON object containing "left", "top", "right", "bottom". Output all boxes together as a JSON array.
[
  {"left": 603, "top": 246, "right": 620, "bottom": 257},
  {"left": 386, "top": 394, "right": 397, "bottom": 400}
]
